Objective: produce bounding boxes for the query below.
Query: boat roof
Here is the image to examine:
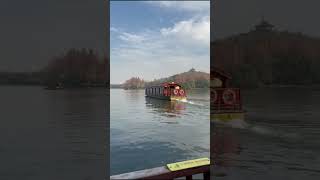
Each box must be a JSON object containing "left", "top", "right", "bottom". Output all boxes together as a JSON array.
[
  {"left": 211, "top": 66, "right": 232, "bottom": 80},
  {"left": 146, "top": 82, "right": 182, "bottom": 88}
]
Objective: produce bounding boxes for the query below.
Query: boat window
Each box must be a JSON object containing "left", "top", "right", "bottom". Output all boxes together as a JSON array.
[{"left": 212, "top": 78, "right": 223, "bottom": 87}]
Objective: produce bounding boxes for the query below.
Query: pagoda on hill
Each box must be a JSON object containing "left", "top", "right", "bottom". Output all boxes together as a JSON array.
[{"left": 253, "top": 17, "right": 275, "bottom": 32}]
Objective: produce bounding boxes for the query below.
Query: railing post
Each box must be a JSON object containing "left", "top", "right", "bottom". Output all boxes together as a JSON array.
[
  {"left": 203, "top": 171, "right": 210, "bottom": 180},
  {"left": 111, "top": 162, "right": 210, "bottom": 180}
]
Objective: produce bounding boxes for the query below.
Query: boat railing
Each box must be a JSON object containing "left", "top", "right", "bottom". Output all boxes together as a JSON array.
[
  {"left": 110, "top": 164, "right": 210, "bottom": 180},
  {"left": 211, "top": 88, "right": 242, "bottom": 112}
]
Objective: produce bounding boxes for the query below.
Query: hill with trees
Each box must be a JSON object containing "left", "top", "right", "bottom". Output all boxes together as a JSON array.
[
  {"left": 0, "top": 48, "right": 108, "bottom": 88},
  {"left": 44, "top": 48, "right": 108, "bottom": 88},
  {"left": 212, "top": 19, "right": 320, "bottom": 88},
  {"left": 121, "top": 68, "right": 209, "bottom": 89}
]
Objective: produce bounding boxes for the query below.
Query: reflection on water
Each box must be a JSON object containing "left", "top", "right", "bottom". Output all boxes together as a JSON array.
[
  {"left": 212, "top": 87, "right": 320, "bottom": 180},
  {"left": 0, "top": 86, "right": 107, "bottom": 180},
  {"left": 110, "top": 89, "right": 209, "bottom": 175},
  {"left": 145, "top": 97, "right": 186, "bottom": 118}
]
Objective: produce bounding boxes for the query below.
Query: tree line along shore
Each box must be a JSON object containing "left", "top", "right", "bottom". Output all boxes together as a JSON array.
[
  {"left": 112, "top": 68, "right": 210, "bottom": 90},
  {"left": 0, "top": 48, "right": 108, "bottom": 88}
]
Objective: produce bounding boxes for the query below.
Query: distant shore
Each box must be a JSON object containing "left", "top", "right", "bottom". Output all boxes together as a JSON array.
[
  {"left": 235, "top": 84, "right": 320, "bottom": 90},
  {"left": 0, "top": 83, "right": 108, "bottom": 89},
  {"left": 110, "top": 87, "right": 209, "bottom": 90},
  {"left": 260, "top": 84, "right": 320, "bottom": 88}
]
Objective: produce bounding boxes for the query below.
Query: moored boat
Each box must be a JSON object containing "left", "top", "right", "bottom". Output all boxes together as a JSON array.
[{"left": 145, "top": 82, "right": 187, "bottom": 101}]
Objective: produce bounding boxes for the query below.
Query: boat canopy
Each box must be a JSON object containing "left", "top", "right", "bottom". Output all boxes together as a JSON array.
[
  {"left": 211, "top": 66, "right": 232, "bottom": 88},
  {"left": 147, "top": 82, "right": 182, "bottom": 88}
]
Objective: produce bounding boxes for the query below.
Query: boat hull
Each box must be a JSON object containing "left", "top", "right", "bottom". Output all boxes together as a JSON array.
[
  {"left": 146, "top": 95, "right": 186, "bottom": 101},
  {"left": 211, "top": 111, "right": 245, "bottom": 122},
  {"left": 170, "top": 96, "right": 187, "bottom": 101}
]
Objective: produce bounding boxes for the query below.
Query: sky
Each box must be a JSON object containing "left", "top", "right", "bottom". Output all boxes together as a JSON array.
[
  {"left": 0, "top": 0, "right": 105, "bottom": 72},
  {"left": 110, "top": 1, "right": 210, "bottom": 84},
  {"left": 3, "top": 0, "right": 320, "bottom": 76}
]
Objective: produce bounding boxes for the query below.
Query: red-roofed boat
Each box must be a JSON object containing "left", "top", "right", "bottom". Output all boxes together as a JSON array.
[
  {"left": 145, "top": 82, "right": 187, "bottom": 101},
  {"left": 211, "top": 67, "right": 245, "bottom": 122}
]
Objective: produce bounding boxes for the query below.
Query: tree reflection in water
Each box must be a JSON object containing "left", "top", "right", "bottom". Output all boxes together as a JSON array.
[{"left": 145, "top": 97, "right": 186, "bottom": 119}]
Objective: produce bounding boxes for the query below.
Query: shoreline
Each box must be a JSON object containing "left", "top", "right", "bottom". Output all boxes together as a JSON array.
[
  {"left": 258, "top": 84, "right": 320, "bottom": 88},
  {"left": 232, "top": 84, "right": 320, "bottom": 90},
  {"left": 110, "top": 87, "right": 209, "bottom": 90}
]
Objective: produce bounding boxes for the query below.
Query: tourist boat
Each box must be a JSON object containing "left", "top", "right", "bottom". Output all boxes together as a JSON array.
[
  {"left": 145, "top": 82, "right": 187, "bottom": 101},
  {"left": 211, "top": 67, "right": 245, "bottom": 122}
]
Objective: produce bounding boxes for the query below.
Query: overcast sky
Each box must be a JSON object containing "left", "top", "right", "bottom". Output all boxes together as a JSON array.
[
  {"left": 110, "top": 1, "right": 210, "bottom": 84},
  {"left": 0, "top": 0, "right": 105, "bottom": 72},
  {"left": 213, "top": 0, "right": 320, "bottom": 39}
]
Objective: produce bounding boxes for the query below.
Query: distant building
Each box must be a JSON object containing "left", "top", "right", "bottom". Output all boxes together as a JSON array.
[{"left": 253, "top": 18, "right": 274, "bottom": 32}]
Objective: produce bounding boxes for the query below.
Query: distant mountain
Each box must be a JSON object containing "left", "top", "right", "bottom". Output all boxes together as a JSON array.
[
  {"left": 121, "top": 68, "right": 209, "bottom": 90},
  {"left": 212, "top": 19, "right": 320, "bottom": 88},
  {"left": 146, "top": 68, "right": 210, "bottom": 89}
]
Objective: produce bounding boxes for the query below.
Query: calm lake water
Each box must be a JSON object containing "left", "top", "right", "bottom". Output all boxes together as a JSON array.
[
  {"left": 0, "top": 86, "right": 107, "bottom": 180},
  {"left": 110, "top": 88, "right": 210, "bottom": 175},
  {"left": 212, "top": 87, "right": 320, "bottom": 180}
]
